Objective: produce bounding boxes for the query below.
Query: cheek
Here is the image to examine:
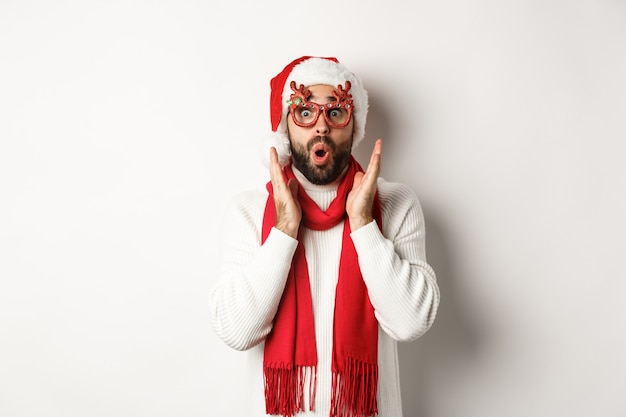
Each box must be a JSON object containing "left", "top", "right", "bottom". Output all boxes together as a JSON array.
[
  {"left": 336, "top": 123, "right": 355, "bottom": 146},
  {"left": 287, "top": 118, "right": 307, "bottom": 142}
]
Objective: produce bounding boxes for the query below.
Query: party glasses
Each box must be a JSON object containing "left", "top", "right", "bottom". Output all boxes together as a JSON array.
[{"left": 287, "top": 81, "right": 354, "bottom": 129}]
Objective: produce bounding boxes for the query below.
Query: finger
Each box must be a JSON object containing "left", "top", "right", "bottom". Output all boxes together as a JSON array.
[
  {"left": 368, "top": 139, "right": 382, "bottom": 174},
  {"left": 269, "top": 147, "right": 286, "bottom": 189},
  {"left": 362, "top": 139, "right": 382, "bottom": 187},
  {"left": 372, "top": 138, "right": 382, "bottom": 156},
  {"left": 270, "top": 146, "right": 278, "bottom": 163}
]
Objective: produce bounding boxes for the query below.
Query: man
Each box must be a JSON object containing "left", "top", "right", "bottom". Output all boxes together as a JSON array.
[{"left": 209, "top": 56, "right": 440, "bottom": 417}]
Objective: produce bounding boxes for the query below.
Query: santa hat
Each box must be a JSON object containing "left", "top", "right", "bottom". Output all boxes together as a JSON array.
[{"left": 261, "top": 56, "right": 369, "bottom": 166}]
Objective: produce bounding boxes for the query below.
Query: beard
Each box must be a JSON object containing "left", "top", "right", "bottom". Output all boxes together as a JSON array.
[{"left": 290, "top": 136, "right": 353, "bottom": 185}]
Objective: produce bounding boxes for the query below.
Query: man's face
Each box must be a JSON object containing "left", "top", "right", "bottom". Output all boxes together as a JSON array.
[{"left": 287, "top": 84, "right": 354, "bottom": 185}]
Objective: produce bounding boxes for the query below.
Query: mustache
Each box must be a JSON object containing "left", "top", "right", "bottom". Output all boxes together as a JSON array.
[{"left": 307, "top": 136, "right": 335, "bottom": 151}]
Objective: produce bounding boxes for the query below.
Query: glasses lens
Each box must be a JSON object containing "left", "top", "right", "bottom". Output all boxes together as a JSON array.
[
  {"left": 293, "top": 105, "right": 319, "bottom": 126},
  {"left": 324, "top": 105, "right": 350, "bottom": 127}
]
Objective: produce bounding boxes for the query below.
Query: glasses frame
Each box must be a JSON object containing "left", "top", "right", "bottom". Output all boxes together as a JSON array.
[{"left": 286, "top": 80, "right": 354, "bottom": 129}]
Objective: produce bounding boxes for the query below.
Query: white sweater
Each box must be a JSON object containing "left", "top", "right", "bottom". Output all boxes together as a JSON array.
[{"left": 209, "top": 170, "right": 440, "bottom": 417}]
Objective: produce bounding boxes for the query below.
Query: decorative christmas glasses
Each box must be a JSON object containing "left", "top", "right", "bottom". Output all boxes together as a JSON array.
[{"left": 286, "top": 80, "right": 354, "bottom": 129}]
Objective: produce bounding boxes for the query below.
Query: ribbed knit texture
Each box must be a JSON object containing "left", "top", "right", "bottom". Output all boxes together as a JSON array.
[{"left": 210, "top": 172, "right": 440, "bottom": 417}]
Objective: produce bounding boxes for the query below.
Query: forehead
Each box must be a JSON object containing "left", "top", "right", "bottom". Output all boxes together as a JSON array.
[{"left": 306, "top": 84, "right": 337, "bottom": 102}]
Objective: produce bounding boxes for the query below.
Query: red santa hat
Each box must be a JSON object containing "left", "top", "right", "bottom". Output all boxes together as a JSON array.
[{"left": 262, "top": 56, "right": 369, "bottom": 166}]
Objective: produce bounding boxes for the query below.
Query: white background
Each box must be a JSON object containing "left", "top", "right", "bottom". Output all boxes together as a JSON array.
[{"left": 1, "top": 1, "right": 625, "bottom": 416}]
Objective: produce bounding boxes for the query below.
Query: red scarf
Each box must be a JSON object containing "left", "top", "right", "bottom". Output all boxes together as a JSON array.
[{"left": 262, "top": 156, "right": 381, "bottom": 417}]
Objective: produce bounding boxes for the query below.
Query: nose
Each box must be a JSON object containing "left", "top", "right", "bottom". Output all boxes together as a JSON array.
[{"left": 314, "top": 111, "right": 330, "bottom": 135}]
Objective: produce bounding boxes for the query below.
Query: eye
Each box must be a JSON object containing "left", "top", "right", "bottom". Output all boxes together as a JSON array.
[
  {"left": 329, "top": 109, "right": 342, "bottom": 118},
  {"left": 300, "top": 109, "right": 312, "bottom": 118}
]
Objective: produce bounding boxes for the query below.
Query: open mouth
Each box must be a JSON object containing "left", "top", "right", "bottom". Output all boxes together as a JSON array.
[{"left": 311, "top": 143, "right": 330, "bottom": 165}]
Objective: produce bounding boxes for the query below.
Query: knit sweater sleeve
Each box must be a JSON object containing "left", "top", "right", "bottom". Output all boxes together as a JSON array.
[
  {"left": 209, "top": 190, "right": 298, "bottom": 351},
  {"left": 351, "top": 179, "right": 440, "bottom": 342}
]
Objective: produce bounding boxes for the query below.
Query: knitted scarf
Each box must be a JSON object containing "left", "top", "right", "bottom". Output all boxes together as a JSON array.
[{"left": 261, "top": 156, "right": 381, "bottom": 417}]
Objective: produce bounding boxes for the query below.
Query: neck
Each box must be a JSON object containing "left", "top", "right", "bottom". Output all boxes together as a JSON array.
[{"left": 291, "top": 166, "right": 337, "bottom": 211}]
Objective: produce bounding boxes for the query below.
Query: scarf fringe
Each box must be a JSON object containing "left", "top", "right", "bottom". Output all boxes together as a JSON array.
[
  {"left": 264, "top": 364, "right": 317, "bottom": 416},
  {"left": 331, "top": 356, "right": 378, "bottom": 417}
]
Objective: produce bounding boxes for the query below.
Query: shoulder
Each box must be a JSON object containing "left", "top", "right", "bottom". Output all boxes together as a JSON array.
[
  {"left": 227, "top": 188, "right": 268, "bottom": 211},
  {"left": 376, "top": 177, "right": 425, "bottom": 236},
  {"left": 222, "top": 188, "right": 269, "bottom": 229},
  {"left": 376, "top": 177, "right": 421, "bottom": 212}
]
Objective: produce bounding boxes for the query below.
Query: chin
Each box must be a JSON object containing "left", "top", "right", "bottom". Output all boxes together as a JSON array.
[{"left": 300, "top": 162, "right": 341, "bottom": 185}]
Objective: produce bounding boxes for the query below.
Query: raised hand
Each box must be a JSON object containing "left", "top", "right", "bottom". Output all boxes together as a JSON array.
[
  {"left": 269, "top": 147, "right": 301, "bottom": 239},
  {"left": 346, "top": 139, "right": 382, "bottom": 231}
]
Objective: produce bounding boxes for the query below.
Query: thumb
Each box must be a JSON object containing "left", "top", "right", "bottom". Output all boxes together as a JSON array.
[
  {"left": 352, "top": 171, "right": 364, "bottom": 190},
  {"left": 287, "top": 178, "right": 299, "bottom": 198}
]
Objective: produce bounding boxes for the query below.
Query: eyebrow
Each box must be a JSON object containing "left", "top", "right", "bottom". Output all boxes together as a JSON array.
[{"left": 309, "top": 93, "right": 337, "bottom": 102}]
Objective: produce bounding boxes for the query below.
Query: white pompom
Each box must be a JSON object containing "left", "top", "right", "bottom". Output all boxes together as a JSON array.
[{"left": 258, "top": 131, "right": 291, "bottom": 168}]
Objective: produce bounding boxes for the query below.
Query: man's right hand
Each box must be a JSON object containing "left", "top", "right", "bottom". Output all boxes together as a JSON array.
[{"left": 269, "top": 147, "right": 301, "bottom": 239}]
